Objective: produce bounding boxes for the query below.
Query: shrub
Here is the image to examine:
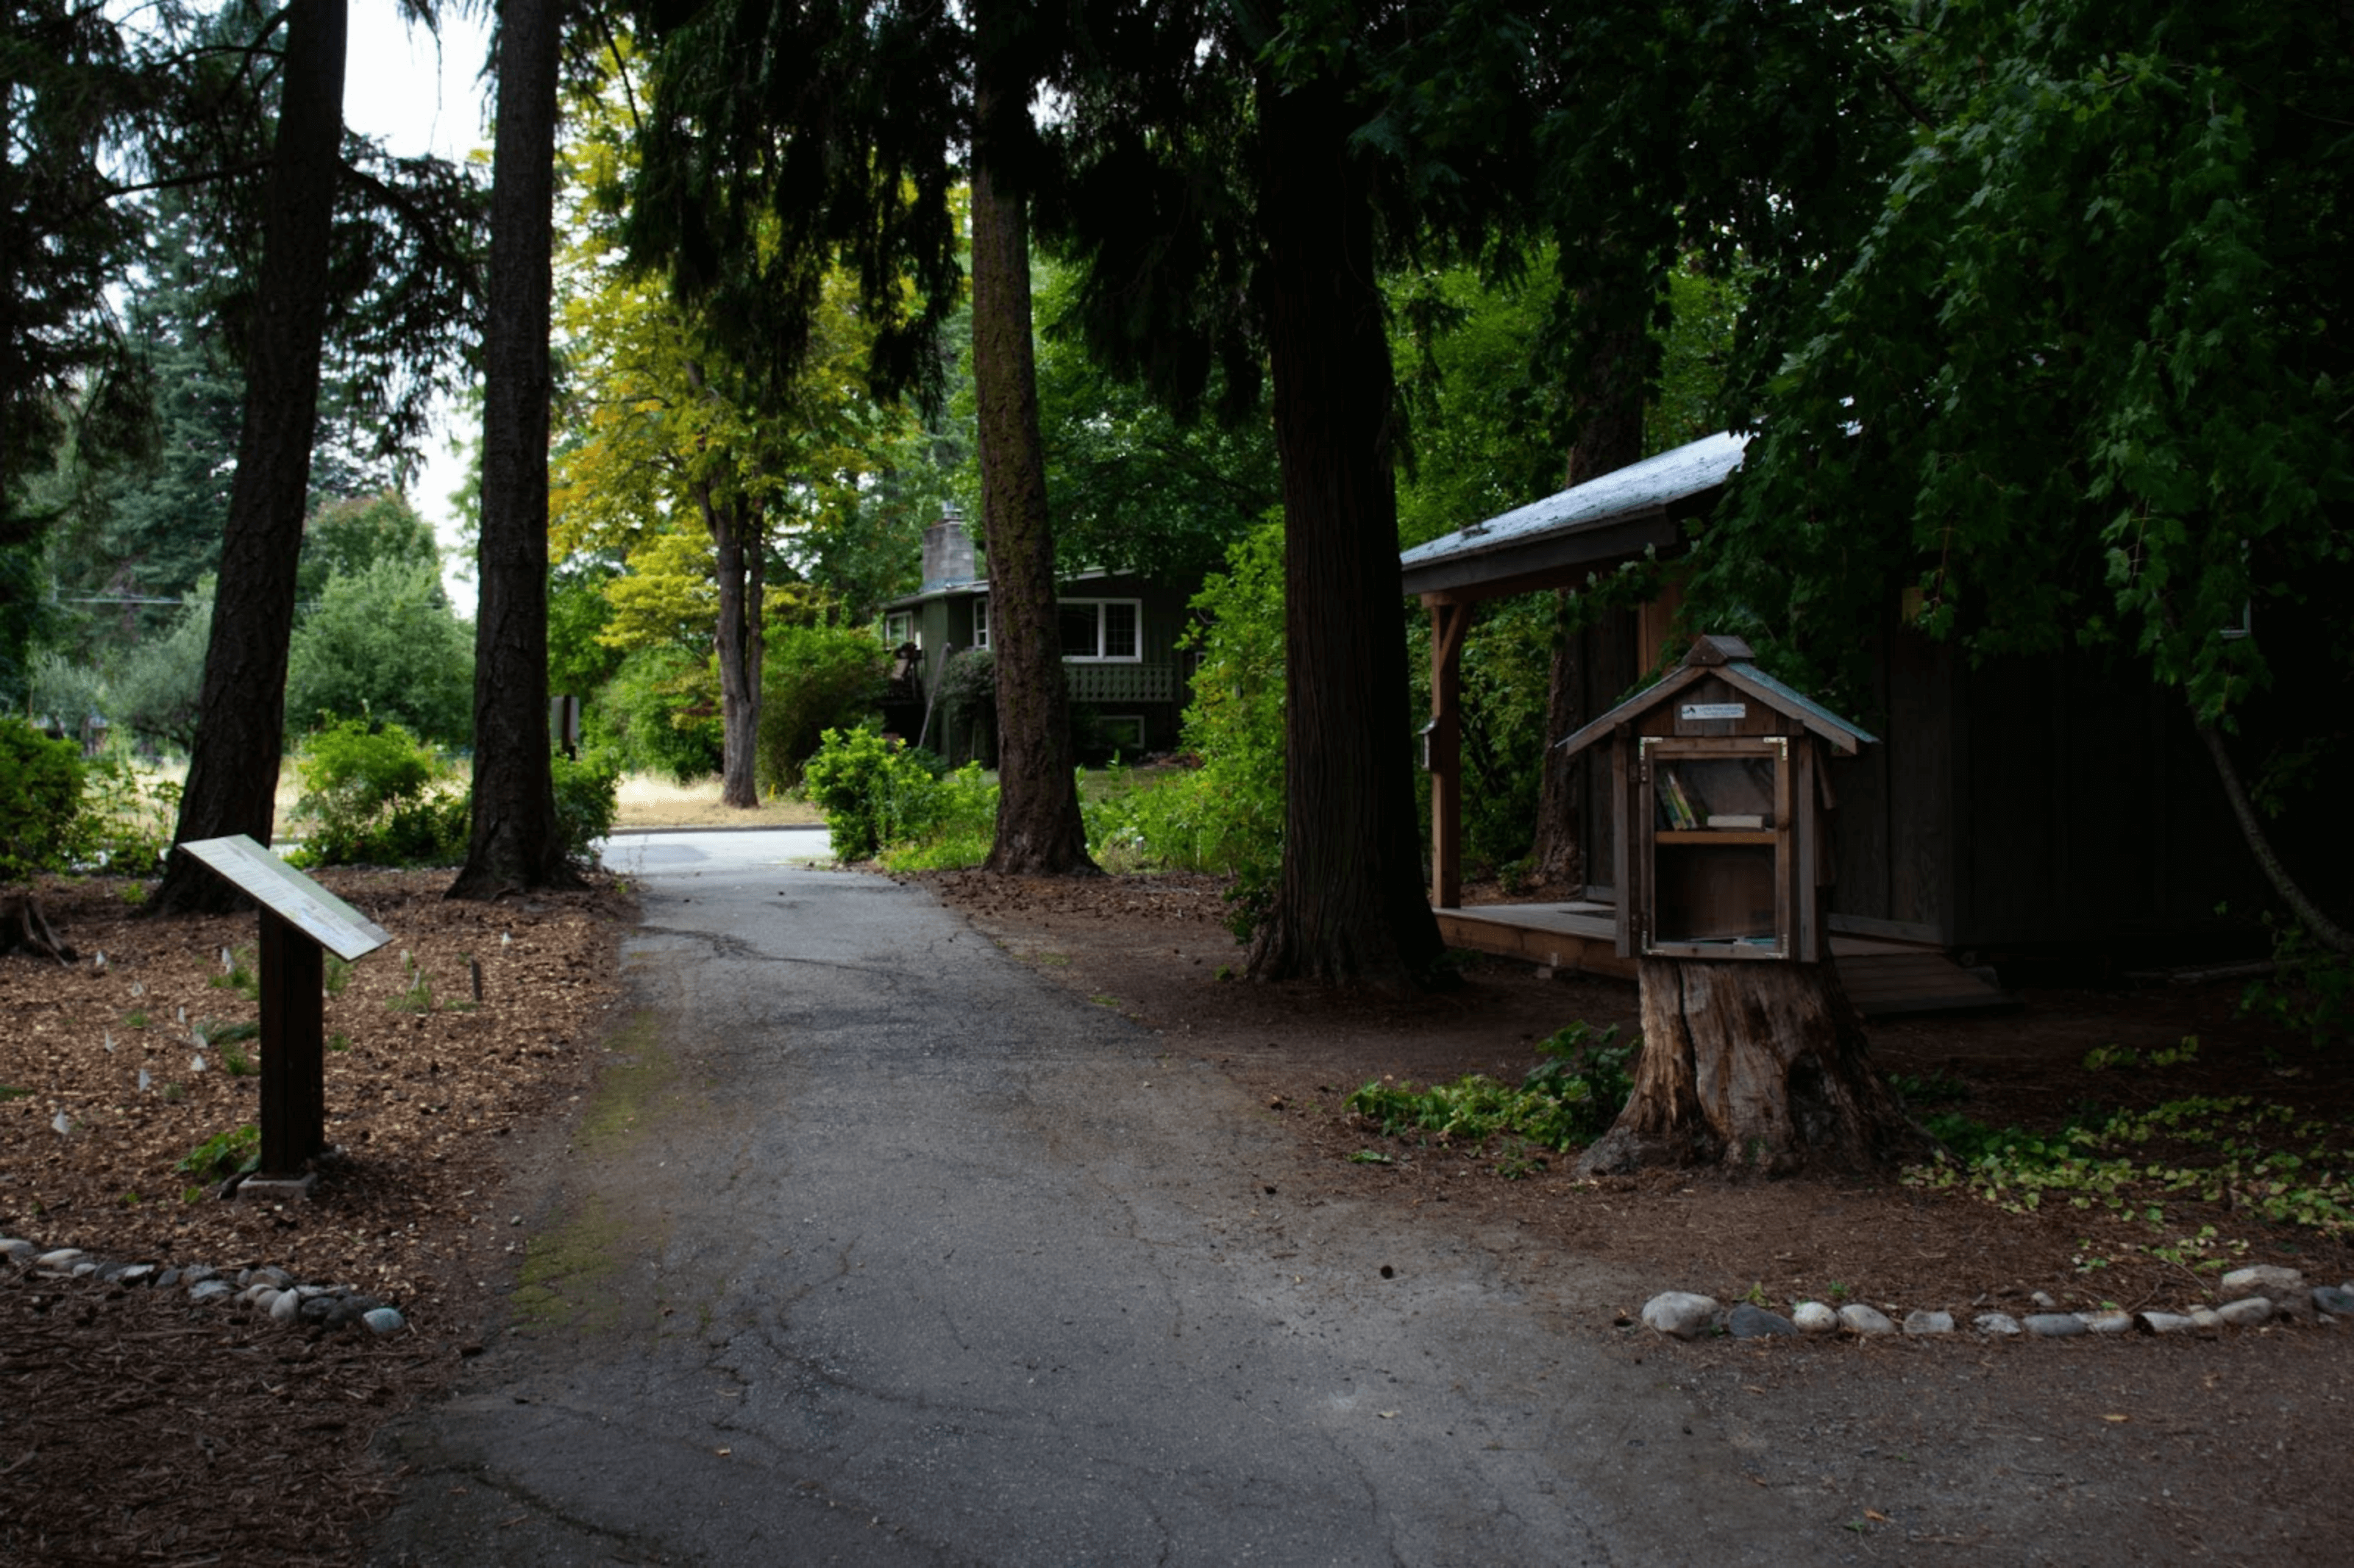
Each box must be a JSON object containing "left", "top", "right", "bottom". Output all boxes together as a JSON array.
[
  {"left": 877, "top": 763, "right": 999, "bottom": 872},
  {"left": 1072, "top": 521, "right": 1286, "bottom": 933},
  {"left": 0, "top": 717, "right": 84, "bottom": 884},
  {"left": 597, "top": 645, "right": 722, "bottom": 783},
  {"left": 758, "top": 621, "right": 886, "bottom": 792},
  {"left": 290, "top": 719, "right": 466, "bottom": 866},
  {"left": 552, "top": 753, "right": 620, "bottom": 865},
  {"left": 800, "top": 726, "right": 945, "bottom": 860},
  {"left": 285, "top": 555, "right": 474, "bottom": 746},
  {"left": 77, "top": 753, "right": 180, "bottom": 876}
]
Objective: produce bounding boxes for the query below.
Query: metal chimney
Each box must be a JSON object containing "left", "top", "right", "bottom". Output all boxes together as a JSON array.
[{"left": 921, "top": 507, "right": 978, "bottom": 591}]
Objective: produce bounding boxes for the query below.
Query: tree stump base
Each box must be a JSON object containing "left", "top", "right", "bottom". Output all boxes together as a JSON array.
[
  {"left": 1575, "top": 956, "right": 1926, "bottom": 1177},
  {"left": 0, "top": 894, "right": 77, "bottom": 963}
]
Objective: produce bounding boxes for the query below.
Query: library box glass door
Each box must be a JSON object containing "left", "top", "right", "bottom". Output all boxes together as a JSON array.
[{"left": 1637, "top": 737, "right": 1794, "bottom": 958}]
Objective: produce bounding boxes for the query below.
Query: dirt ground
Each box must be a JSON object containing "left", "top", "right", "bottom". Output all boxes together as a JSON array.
[{"left": 7, "top": 860, "right": 2353, "bottom": 1561}]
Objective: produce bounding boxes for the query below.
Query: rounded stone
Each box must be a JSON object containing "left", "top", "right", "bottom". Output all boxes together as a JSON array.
[
  {"left": 2214, "top": 1297, "right": 2273, "bottom": 1328},
  {"left": 1640, "top": 1291, "right": 1721, "bottom": 1339},
  {"left": 362, "top": 1306, "right": 405, "bottom": 1335},
  {"left": 2219, "top": 1264, "right": 2304, "bottom": 1298},
  {"left": 269, "top": 1289, "right": 303, "bottom": 1325},
  {"left": 1792, "top": 1301, "right": 1840, "bottom": 1335},
  {"left": 2139, "top": 1311, "right": 2200, "bottom": 1335},
  {"left": 1837, "top": 1302, "right": 1897, "bottom": 1336},
  {"left": 181, "top": 1265, "right": 218, "bottom": 1286},
  {"left": 0, "top": 1239, "right": 37, "bottom": 1264},
  {"left": 1902, "top": 1310, "right": 1955, "bottom": 1336},
  {"left": 1728, "top": 1304, "right": 1798, "bottom": 1338},
  {"left": 1973, "top": 1312, "right": 2021, "bottom": 1336},
  {"left": 2187, "top": 1305, "right": 2225, "bottom": 1330},
  {"left": 2083, "top": 1310, "right": 2135, "bottom": 1334},
  {"left": 35, "top": 1248, "right": 85, "bottom": 1271},
  {"left": 2314, "top": 1286, "right": 2354, "bottom": 1317},
  {"left": 2024, "top": 1313, "right": 2088, "bottom": 1337},
  {"left": 252, "top": 1265, "right": 294, "bottom": 1289},
  {"left": 188, "top": 1279, "right": 234, "bottom": 1305}
]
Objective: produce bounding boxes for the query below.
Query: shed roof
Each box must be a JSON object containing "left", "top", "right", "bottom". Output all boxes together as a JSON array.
[{"left": 1398, "top": 430, "right": 1747, "bottom": 601}]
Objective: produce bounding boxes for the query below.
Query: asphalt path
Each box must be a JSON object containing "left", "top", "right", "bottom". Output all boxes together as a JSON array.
[{"left": 369, "top": 835, "right": 1813, "bottom": 1564}]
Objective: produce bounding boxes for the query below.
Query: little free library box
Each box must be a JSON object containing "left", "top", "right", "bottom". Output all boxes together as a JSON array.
[
  {"left": 178, "top": 835, "right": 391, "bottom": 1186},
  {"left": 1557, "top": 635, "right": 1875, "bottom": 963}
]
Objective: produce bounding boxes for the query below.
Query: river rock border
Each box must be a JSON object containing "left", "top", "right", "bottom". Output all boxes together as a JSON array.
[
  {"left": 1640, "top": 1265, "right": 2354, "bottom": 1341},
  {"left": 0, "top": 1233, "right": 405, "bottom": 1334}
]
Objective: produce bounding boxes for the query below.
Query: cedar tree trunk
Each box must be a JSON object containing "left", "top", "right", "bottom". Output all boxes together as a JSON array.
[
  {"left": 706, "top": 482, "right": 764, "bottom": 809},
  {"left": 449, "top": 0, "right": 570, "bottom": 898},
  {"left": 1530, "top": 323, "right": 1645, "bottom": 888},
  {"left": 972, "top": 40, "right": 1094, "bottom": 877},
  {"left": 149, "top": 0, "right": 346, "bottom": 916},
  {"left": 1245, "top": 67, "right": 1443, "bottom": 986},
  {"left": 1576, "top": 957, "right": 1927, "bottom": 1176}
]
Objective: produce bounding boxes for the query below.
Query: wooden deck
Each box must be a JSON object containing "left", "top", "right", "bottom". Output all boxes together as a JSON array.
[{"left": 1434, "top": 902, "right": 2015, "bottom": 1018}]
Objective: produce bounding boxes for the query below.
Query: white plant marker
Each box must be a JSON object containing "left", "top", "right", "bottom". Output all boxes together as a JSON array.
[
  {"left": 191, "top": 1052, "right": 206, "bottom": 1073},
  {"left": 103, "top": 1031, "right": 115, "bottom": 1053},
  {"left": 138, "top": 1066, "right": 152, "bottom": 1092},
  {"left": 51, "top": 1111, "right": 71, "bottom": 1136}
]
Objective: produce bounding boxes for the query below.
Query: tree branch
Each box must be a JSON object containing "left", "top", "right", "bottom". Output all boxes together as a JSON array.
[{"left": 2195, "top": 716, "right": 2354, "bottom": 955}]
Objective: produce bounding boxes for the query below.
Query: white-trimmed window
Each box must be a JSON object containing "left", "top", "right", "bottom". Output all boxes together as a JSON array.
[
  {"left": 1059, "top": 599, "right": 1142, "bottom": 662},
  {"left": 883, "top": 610, "right": 917, "bottom": 648},
  {"left": 972, "top": 596, "right": 989, "bottom": 649}
]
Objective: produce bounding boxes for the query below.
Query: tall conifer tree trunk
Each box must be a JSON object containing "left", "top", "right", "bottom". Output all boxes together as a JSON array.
[
  {"left": 151, "top": 0, "right": 346, "bottom": 916},
  {"left": 1245, "top": 67, "right": 1442, "bottom": 985},
  {"left": 973, "top": 15, "right": 1094, "bottom": 877},
  {"left": 705, "top": 483, "right": 764, "bottom": 810},
  {"left": 450, "top": 0, "right": 570, "bottom": 897},
  {"left": 1530, "top": 323, "right": 1646, "bottom": 888}
]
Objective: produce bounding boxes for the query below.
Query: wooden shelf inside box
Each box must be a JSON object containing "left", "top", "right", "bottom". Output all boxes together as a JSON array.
[
  {"left": 1651, "top": 840, "right": 1777, "bottom": 944},
  {"left": 1654, "top": 829, "right": 1777, "bottom": 845}
]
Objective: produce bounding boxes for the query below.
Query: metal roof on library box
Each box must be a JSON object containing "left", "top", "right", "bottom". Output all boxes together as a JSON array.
[{"left": 1398, "top": 430, "right": 1748, "bottom": 599}]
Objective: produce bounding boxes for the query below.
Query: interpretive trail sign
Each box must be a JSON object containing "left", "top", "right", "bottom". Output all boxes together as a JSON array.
[{"left": 179, "top": 836, "right": 391, "bottom": 1186}]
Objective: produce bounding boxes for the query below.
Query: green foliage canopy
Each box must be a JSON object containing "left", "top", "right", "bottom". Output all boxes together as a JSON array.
[
  {"left": 284, "top": 556, "right": 475, "bottom": 746},
  {"left": 1696, "top": 3, "right": 2354, "bottom": 729}
]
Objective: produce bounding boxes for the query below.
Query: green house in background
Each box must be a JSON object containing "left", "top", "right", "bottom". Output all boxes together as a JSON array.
[{"left": 880, "top": 513, "right": 1203, "bottom": 764}]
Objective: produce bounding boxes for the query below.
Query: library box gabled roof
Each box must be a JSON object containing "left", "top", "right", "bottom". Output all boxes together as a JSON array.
[
  {"left": 1557, "top": 635, "right": 1877, "bottom": 760},
  {"left": 1398, "top": 431, "right": 1748, "bottom": 601}
]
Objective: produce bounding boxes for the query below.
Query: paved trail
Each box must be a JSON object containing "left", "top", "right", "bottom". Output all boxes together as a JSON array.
[{"left": 369, "top": 845, "right": 1810, "bottom": 1564}]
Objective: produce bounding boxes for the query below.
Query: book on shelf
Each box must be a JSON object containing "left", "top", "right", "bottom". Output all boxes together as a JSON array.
[
  {"left": 1656, "top": 769, "right": 1699, "bottom": 830},
  {"left": 1707, "top": 813, "right": 1765, "bottom": 830}
]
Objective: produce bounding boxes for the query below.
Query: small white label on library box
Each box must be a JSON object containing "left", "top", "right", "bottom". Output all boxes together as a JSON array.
[
  {"left": 1679, "top": 702, "right": 1746, "bottom": 721},
  {"left": 178, "top": 835, "right": 394, "bottom": 961}
]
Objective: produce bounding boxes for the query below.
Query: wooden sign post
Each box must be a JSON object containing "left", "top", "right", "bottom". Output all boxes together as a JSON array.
[{"left": 178, "top": 836, "right": 391, "bottom": 1191}]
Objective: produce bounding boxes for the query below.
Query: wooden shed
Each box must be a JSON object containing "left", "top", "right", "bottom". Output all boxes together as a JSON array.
[{"left": 1401, "top": 432, "right": 2281, "bottom": 1014}]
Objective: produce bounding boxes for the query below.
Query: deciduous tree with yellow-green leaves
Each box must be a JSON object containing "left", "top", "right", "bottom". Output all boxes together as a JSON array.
[{"left": 550, "top": 41, "right": 925, "bottom": 808}]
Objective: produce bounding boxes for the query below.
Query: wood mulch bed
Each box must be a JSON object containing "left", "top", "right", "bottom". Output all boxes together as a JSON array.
[{"left": 1, "top": 871, "right": 633, "bottom": 1564}]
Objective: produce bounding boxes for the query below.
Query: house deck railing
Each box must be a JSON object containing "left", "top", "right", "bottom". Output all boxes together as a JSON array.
[{"left": 1064, "top": 662, "right": 1178, "bottom": 704}]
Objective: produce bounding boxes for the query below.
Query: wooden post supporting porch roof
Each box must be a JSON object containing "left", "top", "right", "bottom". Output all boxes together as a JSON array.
[{"left": 1401, "top": 432, "right": 1748, "bottom": 910}]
